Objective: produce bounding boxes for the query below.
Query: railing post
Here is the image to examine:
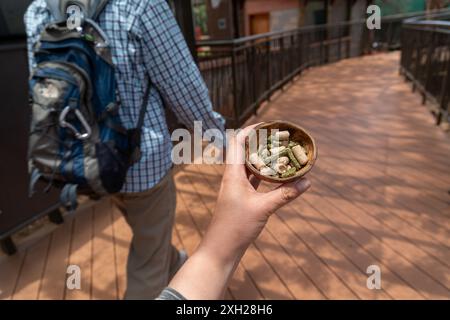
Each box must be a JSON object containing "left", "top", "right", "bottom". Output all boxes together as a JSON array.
[
  {"left": 422, "top": 30, "right": 436, "bottom": 105},
  {"left": 298, "top": 31, "right": 302, "bottom": 72},
  {"left": 399, "top": 24, "right": 406, "bottom": 71},
  {"left": 251, "top": 42, "right": 258, "bottom": 114},
  {"left": 412, "top": 30, "right": 423, "bottom": 93},
  {"left": 295, "top": 32, "right": 302, "bottom": 70},
  {"left": 338, "top": 32, "right": 342, "bottom": 61},
  {"left": 346, "top": 26, "right": 351, "bottom": 59},
  {"left": 437, "top": 51, "right": 450, "bottom": 125},
  {"left": 280, "top": 36, "right": 285, "bottom": 85},
  {"left": 386, "top": 21, "right": 393, "bottom": 49},
  {"left": 320, "top": 29, "right": 325, "bottom": 65},
  {"left": 368, "top": 29, "right": 373, "bottom": 54},
  {"left": 231, "top": 44, "right": 239, "bottom": 127},
  {"left": 307, "top": 31, "right": 311, "bottom": 66},
  {"left": 291, "top": 33, "right": 296, "bottom": 79},
  {"left": 266, "top": 40, "right": 271, "bottom": 101}
]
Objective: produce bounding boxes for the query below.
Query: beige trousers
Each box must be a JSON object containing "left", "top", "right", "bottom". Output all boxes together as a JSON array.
[{"left": 112, "top": 171, "right": 179, "bottom": 300}]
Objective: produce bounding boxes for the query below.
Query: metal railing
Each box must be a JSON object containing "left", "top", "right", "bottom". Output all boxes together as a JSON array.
[
  {"left": 197, "top": 10, "right": 450, "bottom": 128},
  {"left": 400, "top": 11, "right": 450, "bottom": 126}
]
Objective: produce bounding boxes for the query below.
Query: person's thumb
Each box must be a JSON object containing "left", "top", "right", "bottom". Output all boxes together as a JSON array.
[{"left": 262, "top": 178, "right": 311, "bottom": 214}]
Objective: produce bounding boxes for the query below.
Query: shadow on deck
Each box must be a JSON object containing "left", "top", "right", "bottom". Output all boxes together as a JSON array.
[{"left": 1, "top": 52, "right": 449, "bottom": 300}]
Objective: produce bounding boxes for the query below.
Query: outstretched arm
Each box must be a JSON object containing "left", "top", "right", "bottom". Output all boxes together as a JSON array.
[{"left": 165, "top": 125, "right": 311, "bottom": 300}]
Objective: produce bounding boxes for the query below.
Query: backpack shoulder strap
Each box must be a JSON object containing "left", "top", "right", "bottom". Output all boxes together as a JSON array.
[
  {"left": 45, "top": 0, "right": 110, "bottom": 22},
  {"left": 136, "top": 83, "right": 151, "bottom": 131}
]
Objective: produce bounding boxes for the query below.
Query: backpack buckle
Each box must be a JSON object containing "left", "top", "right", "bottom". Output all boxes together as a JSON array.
[{"left": 59, "top": 105, "right": 92, "bottom": 140}]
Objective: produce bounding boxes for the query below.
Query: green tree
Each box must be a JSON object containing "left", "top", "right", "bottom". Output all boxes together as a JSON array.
[{"left": 193, "top": 0, "right": 208, "bottom": 35}]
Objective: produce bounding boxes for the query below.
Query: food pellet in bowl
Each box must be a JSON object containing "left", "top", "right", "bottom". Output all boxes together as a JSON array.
[
  {"left": 250, "top": 130, "right": 310, "bottom": 179},
  {"left": 292, "top": 145, "right": 308, "bottom": 166}
]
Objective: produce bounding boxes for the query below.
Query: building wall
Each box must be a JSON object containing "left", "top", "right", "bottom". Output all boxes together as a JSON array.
[
  {"left": 303, "top": 0, "right": 327, "bottom": 25},
  {"left": 328, "top": 0, "right": 349, "bottom": 25},
  {"left": 270, "top": 8, "right": 300, "bottom": 32},
  {"left": 202, "top": 0, "right": 371, "bottom": 39},
  {"left": 244, "top": 0, "right": 300, "bottom": 35},
  {"left": 205, "top": 0, "right": 234, "bottom": 40}
]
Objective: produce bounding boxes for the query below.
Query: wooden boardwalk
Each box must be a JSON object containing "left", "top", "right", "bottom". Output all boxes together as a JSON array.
[{"left": 1, "top": 52, "right": 449, "bottom": 300}]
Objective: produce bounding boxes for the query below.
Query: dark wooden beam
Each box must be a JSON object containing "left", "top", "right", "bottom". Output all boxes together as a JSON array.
[
  {"left": 170, "top": 0, "right": 198, "bottom": 62},
  {"left": 231, "top": 0, "right": 242, "bottom": 38}
]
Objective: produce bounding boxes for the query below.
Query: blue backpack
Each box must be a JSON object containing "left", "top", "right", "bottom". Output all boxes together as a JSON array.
[{"left": 28, "top": 0, "right": 147, "bottom": 210}]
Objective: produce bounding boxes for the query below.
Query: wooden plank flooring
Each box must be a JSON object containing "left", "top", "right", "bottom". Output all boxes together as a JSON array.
[{"left": 1, "top": 52, "right": 449, "bottom": 300}]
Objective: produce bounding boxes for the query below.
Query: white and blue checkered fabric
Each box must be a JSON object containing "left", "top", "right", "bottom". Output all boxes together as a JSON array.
[{"left": 25, "top": 0, "right": 225, "bottom": 192}]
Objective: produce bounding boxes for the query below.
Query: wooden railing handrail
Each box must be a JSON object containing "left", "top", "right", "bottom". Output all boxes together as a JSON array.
[{"left": 400, "top": 10, "right": 450, "bottom": 126}]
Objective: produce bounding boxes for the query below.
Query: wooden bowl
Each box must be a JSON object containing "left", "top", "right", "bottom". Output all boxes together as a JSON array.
[{"left": 245, "top": 120, "right": 318, "bottom": 183}]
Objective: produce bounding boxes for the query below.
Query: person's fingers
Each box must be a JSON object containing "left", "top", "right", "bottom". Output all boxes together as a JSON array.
[
  {"left": 259, "top": 178, "right": 311, "bottom": 214},
  {"left": 225, "top": 123, "right": 262, "bottom": 180}
]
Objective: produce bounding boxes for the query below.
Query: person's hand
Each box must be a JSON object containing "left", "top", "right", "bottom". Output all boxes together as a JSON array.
[
  {"left": 200, "top": 124, "right": 311, "bottom": 264},
  {"left": 168, "top": 124, "right": 311, "bottom": 299}
]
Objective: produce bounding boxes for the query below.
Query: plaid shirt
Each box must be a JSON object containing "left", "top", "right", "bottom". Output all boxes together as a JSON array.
[{"left": 24, "top": 0, "right": 225, "bottom": 193}]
